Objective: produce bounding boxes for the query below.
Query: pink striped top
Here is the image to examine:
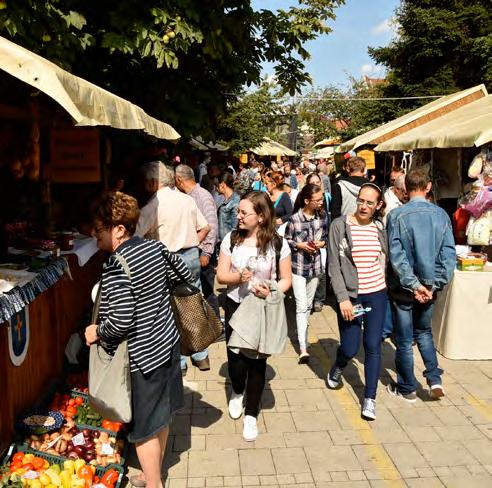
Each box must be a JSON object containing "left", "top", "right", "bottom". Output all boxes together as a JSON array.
[{"left": 349, "top": 221, "right": 386, "bottom": 295}]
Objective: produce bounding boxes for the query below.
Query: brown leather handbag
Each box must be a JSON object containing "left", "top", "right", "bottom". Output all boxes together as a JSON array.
[{"left": 162, "top": 252, "right": 223, "bottom": 356}]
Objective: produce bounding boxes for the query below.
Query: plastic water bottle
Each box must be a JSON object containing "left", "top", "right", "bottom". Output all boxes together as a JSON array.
[{"left": 353, "top": 304, "right": 372, "bottom": 317}]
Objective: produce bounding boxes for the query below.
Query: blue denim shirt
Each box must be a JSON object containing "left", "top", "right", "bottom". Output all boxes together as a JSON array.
[
  {"left": 218, "top": 192, "right": 240, "bottom": 241},
  {"left": 387, "top": 197, "right": 456, "bottom": 292}
]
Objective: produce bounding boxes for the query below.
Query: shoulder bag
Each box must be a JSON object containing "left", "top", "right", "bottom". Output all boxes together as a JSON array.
[
  {"left": 162, "top": 251, "right": 223, "bottom": 356},
  {"left": 88, "top": 255, "right": 132, "bottom": 423}
]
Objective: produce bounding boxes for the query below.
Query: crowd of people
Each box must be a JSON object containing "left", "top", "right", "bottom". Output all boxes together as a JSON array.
[{"left": 85, "top": 154, "right": 456, "bottom": 488}]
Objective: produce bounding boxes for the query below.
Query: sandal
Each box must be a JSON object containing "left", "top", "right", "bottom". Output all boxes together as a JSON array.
[{"left": 129, "top": 475, "right": 146, "bottom": 487}]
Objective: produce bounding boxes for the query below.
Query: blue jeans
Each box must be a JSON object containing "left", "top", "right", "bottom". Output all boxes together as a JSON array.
[
  {"left": 382, "top": 301, "right": 394, "bottom": 340},
  {"left": 335, "top": 289, "right": 387, "bottom": 399},
  {"left": 393, "top": 299, "right": 443, "bottom": 394},
  {"left": 176, "top": 247, "right": 209, "bottom": 368}
]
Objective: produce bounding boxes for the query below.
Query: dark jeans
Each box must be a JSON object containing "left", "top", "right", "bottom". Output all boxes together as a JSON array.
[
  {"left": 335, "top": 289, "right": 387, "bottom": 399},
  {"left": 225, "top": 297, "right": 267, "bottom": 418},
  {"left": 382, "top": 300, "right": 394, "bottom": 340},
  {"left": 393, "top": 299, "right": 443, "bottom": 394}
]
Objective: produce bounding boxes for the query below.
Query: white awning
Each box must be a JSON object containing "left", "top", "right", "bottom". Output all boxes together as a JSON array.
[
  {"left": 250, "top": 138, "right": 297, "bottom": 157},
  {"left": 337, "top": 84, "right": 488, "bottom": 152},
  {"left": 375, "top": 96, "right": 492, "bottom": 151},
  {"left": 0, "top": 36, "right": 180, "bottom": 141}
]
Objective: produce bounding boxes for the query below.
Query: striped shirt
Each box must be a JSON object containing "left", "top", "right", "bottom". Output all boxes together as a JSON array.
[
  {"left": 349, "top": 221, "right": 386, "bottom": 295},
  {"left": 188, "top": 183, "right": 218, "bottom": 257},
  {"left": 96, "top": 236, "right": 192, "bottom": 374}
]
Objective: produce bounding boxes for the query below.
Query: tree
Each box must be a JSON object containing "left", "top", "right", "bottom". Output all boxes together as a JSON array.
[
  {"left": 297, "top": 77, "right": 402, "bottom": 142},
  {"left": 0, "top": 0, "right": 345, "bottom": 137},
  {"left": 215, "top": 83, "right": 283, "bottom": 155},
  {"left": 369, "top": 0, "right": 492, "bottom": 98}
]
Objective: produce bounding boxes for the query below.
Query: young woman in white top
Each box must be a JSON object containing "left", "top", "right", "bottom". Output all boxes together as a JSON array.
[
  {"left": 217, "top": 191, "right": 292, "bottom": 441},
  {"left": 327, "top": 183, "right": 388, "bottom": 421}
]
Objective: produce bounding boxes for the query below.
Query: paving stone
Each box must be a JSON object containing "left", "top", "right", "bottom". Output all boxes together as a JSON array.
[
  {"left": 462, "top": 439, "right": 492, "bottom": 465},
  {"left": 416, "top": 441, "right": 478, "bottom": 467},
  {"left": 438, "top": 474, "right": 492, "bottom": 487},
  {"left": 241, "top": 476, "right": 260, "bottom": 486},
  {"left": 467, "top": 465, "right": 486, "bottom": 475},
  {"left": 253, "top": 433, "right": 286, "bottom": 449},
  {"left": 415, "top": 467, "right": 435, "bottom": 478},
  {"left": 187, "top": 478, "right": 205, "bottom": 488},
  {"left": 168, "top": 480, "right": 187, "bottom": 488},
  {"left": 305, "top": 445, "right": 361, "bottom": 474},
  {"left": 191, "top": 413, "right": 235, "bottom": 435},
  {"left": 263, "top": 412, "right": 296, "bottom": 433},
  {"left": 347, "top": 470, "right": 367, "bottom": 481},
  {"left": 163, "top": 452, "right": 189, "bottom": 479},
  {"left": 329, "top": 472, "right": 348, "bottom": 482},
  {"left": 329, "top": 430, "right": 366, "bottom": 445},
  {"left": 284, "top": 389, "right": 332, "bottom": 409},
  {"left": 188, "top": 450, "right": 240, "bottom": 477},
  {"left": 205, "top": 434, "right": 254, "bottom": 450},
  {"left": 402, "top": 427, "right": 441, "bottom": 442},
  {"left": 430, "top": 406, "right": 474, "bottom": 426},
  {"left": 239, "top": 449, "right": 276, "bottom": 476},
  {"left": 383, "top": 443, "right": 429, "bottom": 470},
  {"left": 205, "top": 477, "right": 223, "bottom": 487},
  {"left": 399, "top": 468, "right": 418, "bottom": 478},
  {"left": 259, "top": 475, "right": 278, "bottom": 485},
  {"left": 316, "top": 482, "right": 370, "bottom": 488},
  {"left": 173, "top": 434, "right": 206, "bottom": 452},
  {"left": 283, "top": 431, "right": 332, "bottom": 447},
  {"left": 476, "top": 424, "right": 492, "bottom": 440},
  {"left": 388, "top": 407, "right": 443, "bottom": 428},
  {"left": 271, "top": 447, "right": 310, "bottom": 474},
  {"left": 275, "top": 474, "right": 295, "bottom": 484},
  {"left": 369, "top": 426, "right": 411, "bottom": 444},
  {"left": 294, "top": 473, "right": 314, "bottom": 483},
  {"left": 450, "top": 466, "right": 471, "bottom": 477},
  {"left": 222, "top": 476, "right": 241, "bottom": 486},
  {"left": 404, "top": 478, "right": 444, "bottom": 487},
  {"left": 291, "top": 410, "right": 341, "bottom": 431},
  {"left": 457, "top": 405, "right": 492, "bottom": 425},
  {"left": 433, "top": 425, "right": 485, "bottom": 441}
]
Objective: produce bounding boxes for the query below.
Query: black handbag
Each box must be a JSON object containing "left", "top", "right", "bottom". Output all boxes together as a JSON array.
[{"left": 162, "top": 252, "right": 223, "bottom": 356}]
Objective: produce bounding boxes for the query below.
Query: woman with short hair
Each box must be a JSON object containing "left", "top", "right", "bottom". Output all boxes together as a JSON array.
[{"left": 85, "top": 191, "right": 192, "bottom": 488}]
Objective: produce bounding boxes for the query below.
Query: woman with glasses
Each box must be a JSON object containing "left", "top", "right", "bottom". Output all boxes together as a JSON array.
[
  {"left": 217, "top": 173, "right": 241, "bottom": 242},
  {"left": 216, "top": 191, "right": 292, "bottom": 441},
  {"left": 327, "top": 183, "right": 388, "bottom": 421},
  {"left": 285, "top": 184, "right": 329, "bottom": 364}
]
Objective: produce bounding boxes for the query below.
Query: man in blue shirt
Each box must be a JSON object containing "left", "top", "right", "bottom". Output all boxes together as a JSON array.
[{"left": 386, "top": 169, "right": 456, "bottom": 403}]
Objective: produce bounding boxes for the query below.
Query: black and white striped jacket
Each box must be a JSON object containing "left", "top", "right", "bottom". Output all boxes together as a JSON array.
[{"left": 96, "top": 236, "right": 192, "bottom": 374}]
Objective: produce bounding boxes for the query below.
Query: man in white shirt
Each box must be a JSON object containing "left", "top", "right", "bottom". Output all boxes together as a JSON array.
[
  {"left": 383, "top": 174, "right": 407, "bottom": 225},
  {"left": 136, "top": 161, "right": 211, "bottom": 375}
]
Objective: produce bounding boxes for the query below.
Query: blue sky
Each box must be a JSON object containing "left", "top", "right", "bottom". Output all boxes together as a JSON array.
[{"left": 252, "top": 0, "right": 400, "bottom": 90}]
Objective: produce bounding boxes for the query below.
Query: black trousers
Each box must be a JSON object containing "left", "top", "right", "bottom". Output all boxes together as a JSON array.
[{"left": 225, "top": 297, "right": 267, "bottom": 417}]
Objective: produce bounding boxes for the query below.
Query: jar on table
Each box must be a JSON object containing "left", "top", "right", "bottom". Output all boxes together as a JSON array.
[{"left": 60, "top": 231, "right": 74, "bottom": 251}]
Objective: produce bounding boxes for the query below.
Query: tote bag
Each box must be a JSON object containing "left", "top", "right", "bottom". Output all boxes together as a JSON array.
[{"left": 88, "top": 255, "right": 132, "bottom": 423}]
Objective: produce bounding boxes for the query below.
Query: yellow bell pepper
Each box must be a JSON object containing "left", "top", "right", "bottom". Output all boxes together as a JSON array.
[
  {"left": 70, "top": 477, "right": 85, "bottom": 488},
  {"left": 39, "top": 473, "right": 51, "bottom": 486},
  {"left": 31, "top": 480, "right": 42, "bottom": 488},
  {"left": 63, "top": 461, "right": 75, "bottom": 476},
  {"left": 45, "top": 469, "right": 61, "bottom": 487},
  {"left": 22, "top": 454, "right": 35, "bottom": 465},
  {"left": 59, "top": 470, "right": 71, "bottom": 488},
  {"left": 73, "top": 461, "right": 85, "bottom": 474},
  {"left": 49, "top": 465, "right": 61, "bottom": 475}
]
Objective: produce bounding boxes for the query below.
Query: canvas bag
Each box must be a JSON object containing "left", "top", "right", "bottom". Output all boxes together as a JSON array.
[{"left": 88, "top": 255, "right": 132, "bottom": 423}]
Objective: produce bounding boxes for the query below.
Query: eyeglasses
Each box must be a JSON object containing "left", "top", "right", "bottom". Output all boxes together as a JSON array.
[
  {"left": 236, "top": 210, "right": 256, "bottom": 218},
  {"left": 356, "top": 198, "right": 377, "bottom": 208}
]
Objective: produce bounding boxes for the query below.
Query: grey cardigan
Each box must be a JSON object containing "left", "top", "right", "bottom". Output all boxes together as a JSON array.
[
  {"left": 228, "top": 282, "right": 287, "bottom": 358},
  {"left": 328, "top": 216, "right": 388, "bottom": 303}
]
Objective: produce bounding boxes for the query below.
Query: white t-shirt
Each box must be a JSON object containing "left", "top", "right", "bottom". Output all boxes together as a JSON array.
[{"left": 220, "top": 231, "right": 291, "bottom": 303}]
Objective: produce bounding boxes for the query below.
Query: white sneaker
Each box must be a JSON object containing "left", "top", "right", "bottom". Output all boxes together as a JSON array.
[
  {"left": 429, "top": 384, "right": 445, "bottom": 400},
  {"left": 228, "top": 391, "right": 244, "bottom": 419},
  {"left": 361, "top": 398, "right": 376, "bottom": 420},
  {"left": 242, "top": 415, "right": 258, "bottom": 442}
]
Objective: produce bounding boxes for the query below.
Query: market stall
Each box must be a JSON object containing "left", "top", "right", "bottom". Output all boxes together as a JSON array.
[{"left": 0, "top": 36, "right": 180, "bottom": 452}]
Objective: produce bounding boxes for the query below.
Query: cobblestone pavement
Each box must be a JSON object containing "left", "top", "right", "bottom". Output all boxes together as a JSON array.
[{"left": 126, "top": 296, "right": 492, "bottom": 488}]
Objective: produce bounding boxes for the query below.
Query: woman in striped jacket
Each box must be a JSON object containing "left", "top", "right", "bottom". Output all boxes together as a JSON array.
[
  {"left": 327, "top": 183, "right": 388, "bottom": 421},
  {"left": 85, "top": 192, "right": 192, "bottom": 488}
]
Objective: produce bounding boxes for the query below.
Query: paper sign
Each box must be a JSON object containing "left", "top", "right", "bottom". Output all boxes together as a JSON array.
[
  {"left": 72, "top": 433, "right": 86, "bottom": 446},
  {"left": 23, "top": 471, "right": 40, "bottom": 480},
  {"left": 101, "top": 443, "right": 114, "bottom": 455},
  {"left": 47, "top": 434, "right": 62, "bottom": 449}
]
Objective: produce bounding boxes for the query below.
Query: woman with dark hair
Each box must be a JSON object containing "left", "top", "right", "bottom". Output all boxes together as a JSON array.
[
  {"left": 285, "top": 184, "right": 329, "bottom": 364},
  {"left": 84, "top": 192, "right": 192, "bottom": 488},
  {"left": 327, "top": 183, "right": 388, "bottom": 421},
  {"left": 306, "top": 172, "right": 331, "bottom": 313},
  {"left": 217, "top": 191, "right": 292, "bottom": 441},
  {"left": 217, "top": 172, "right": 241, "bottom": 242},
  {"left": 264, "top": 171, "right": 293, "bottom": 227}
]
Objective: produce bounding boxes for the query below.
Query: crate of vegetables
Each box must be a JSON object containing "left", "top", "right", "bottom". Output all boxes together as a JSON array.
[
  {"left": 2, "top": 445, "right": 123, "bottom": 488},
  {"left": 24, "top": 420, "right": 126, "bottom": 467}
]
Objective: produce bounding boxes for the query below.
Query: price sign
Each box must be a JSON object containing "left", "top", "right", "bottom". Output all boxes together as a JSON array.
[
  {"left": 23, "top": 471, "right": 40, "bottom": 480},
  {"left": 101, "top": 443, "right": 114, "bottom": 455},
  {"left": 72, "top": 432, "right": 86, "bottom": 446}
]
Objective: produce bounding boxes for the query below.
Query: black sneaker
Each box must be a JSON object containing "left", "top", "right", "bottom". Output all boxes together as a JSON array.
[
  {"left": 327, "top": 364, "right": 343, "bottom": 389},
  {"left": 386, "top": 383, "right": 417, "bottom": 403}
]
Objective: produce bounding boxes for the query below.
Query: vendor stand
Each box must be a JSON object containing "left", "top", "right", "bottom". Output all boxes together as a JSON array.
[{"left": 0, "top": 36, "right": 180, "bottom": 451}]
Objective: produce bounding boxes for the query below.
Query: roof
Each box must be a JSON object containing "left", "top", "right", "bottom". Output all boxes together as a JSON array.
[
  {"left": 0, "top": 36, "right": 180, "bottom": 140},
  {"left": 375, "top": 95, "right": 492, "bottom": 151},
  {"left": 250, "top": 138, "right": 297, "bottom": 157},
  {"left": 313, "top": 137, "right": 341, "bottom": 148},
  {"left": 337, "top": 84, "right": 488, "bottom": 152}
]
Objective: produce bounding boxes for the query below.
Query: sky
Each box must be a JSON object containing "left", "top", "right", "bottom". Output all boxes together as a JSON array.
[{"left": 252, "top": 0, "right": 400, "bottom": 90}]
